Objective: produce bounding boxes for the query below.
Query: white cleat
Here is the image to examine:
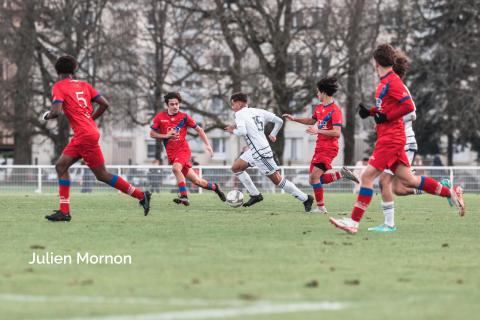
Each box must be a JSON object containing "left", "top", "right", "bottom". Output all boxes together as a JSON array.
[
  {"left": 310, "top": 206, "right": 328, "bottom": 214},
  {"left": 329, "top": 217, "right": 359, "bottom": 234},
  {"left": 450, "top": 185, "right": 465, "bottom": 217},
  {"left": 341, "top": 166, "right": 360, "bottom": 184}
]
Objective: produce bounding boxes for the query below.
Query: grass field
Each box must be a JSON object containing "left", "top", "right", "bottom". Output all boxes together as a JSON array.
[{"left": 1, "top": 192, "right": 479, "bottom": 320}]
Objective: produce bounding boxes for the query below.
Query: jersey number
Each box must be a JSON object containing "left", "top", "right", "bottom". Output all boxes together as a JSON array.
[
  {"left": 252, "top": 116, "right": 264, "bottom": 131},
  {"left": 75, "top": 91, "right": 90, "bottom": 118}
]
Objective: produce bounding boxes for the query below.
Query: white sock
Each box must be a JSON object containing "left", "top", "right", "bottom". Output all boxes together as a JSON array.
[
  {"left": 235, "top": 171, "right": 260, "bottom": 196},
  {"left": 279, "top": 178, "right": 308, "bottom": 202},
  {"left": 382, "top": 201, "right": 395, "bottom": 227}
]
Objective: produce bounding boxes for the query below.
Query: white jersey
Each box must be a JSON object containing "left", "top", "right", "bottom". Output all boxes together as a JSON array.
[
  {"left": 404, "top": 111, "right": 417, "bottom": 151},
  {"left": 233, "top": 107, "right": 283, "bottom": 160}
]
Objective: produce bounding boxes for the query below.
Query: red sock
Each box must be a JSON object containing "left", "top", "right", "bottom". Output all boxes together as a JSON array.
[
  {"left": 58, "top": 179, "right": 70, "bottom": 214},
  {"left": 351, "top": 187, "right": 373, "bottom": 222},
  {"left": 178, "top": 181, "right": 188, "bottom": 197},
  {"left": 311, "top": 183, "right": 324, "bottom": 207},
  {"left": 109, "top": 175, "right": 144, "bottom": 200},
  {"left": 204, "top": 181, "right": 217, "bottom": 191},
  {"left": 321, "top": 171, "right": 342, "bottom": 184},
  {"left": 418, "top": 176, "right": 450, "bottom": 197}
]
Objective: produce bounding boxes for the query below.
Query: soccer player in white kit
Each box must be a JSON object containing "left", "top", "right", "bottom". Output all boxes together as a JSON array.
[{"left": 224, "top": 92, "right": 314, "bottom": 211}]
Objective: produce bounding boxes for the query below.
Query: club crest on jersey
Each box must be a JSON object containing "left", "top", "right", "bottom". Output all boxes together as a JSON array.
[
  {"left": 375, "top": 97, "right": 382, "bottom": 110},
  {"left": 318, "top": 111, "right": 333, "bottom": 129}
]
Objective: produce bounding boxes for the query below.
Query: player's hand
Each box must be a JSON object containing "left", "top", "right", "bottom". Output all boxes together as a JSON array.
[
  {"left": 373, "top": 112, "right": 388, "bottom": 124},
  {"left": 166, "top": 128, "right": 179, "bottom": 138},
  {"left": 306, "top": 127, "right": 318, "bottom": 135},
  {"left": 357, "top": 103, "right": 371, "bottom": 119},
  {"left": 224, "top": 124, "right": 236, "bottom": 133},
  {"left": 269, "top": 135, "right": 277, "bottom": 142},
  {"left": 41, "top": 111, "right": 50, "bottom": 121},
  {"left": 206, "top": 145, "right": 214, "bottom": 158},
  {"left": 282, "top": 114, "right": 295, "bottom": 121}
]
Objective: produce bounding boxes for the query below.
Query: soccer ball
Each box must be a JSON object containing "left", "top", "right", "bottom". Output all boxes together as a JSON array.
[{"left": 226, "top": 190, "right": 244, "bottom": 208}]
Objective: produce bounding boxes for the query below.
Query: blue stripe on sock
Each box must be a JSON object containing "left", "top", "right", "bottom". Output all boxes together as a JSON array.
[
  {"left": 311, "top": 183, "right": 323, "bottom": 189},
  {"left": 179, "top": 186, "right": 187, "bottom": 192},
  {"left": 418, "top": 176, "right": 425, "bottom": 190},
  {"left": 58, "top": 179, "right": 71, "bottom": 187},
  {"left": 359, "top": 187, "right": 374, "bottom": 197},
  {"left": 208, "top": 182, "right": 212, "bottom": 190},
  {"left": 320, "top": 176, "right": 325, "bottom": 184},
  {"left": 109, "top": 175, "right": 119, "bottom": 187}
]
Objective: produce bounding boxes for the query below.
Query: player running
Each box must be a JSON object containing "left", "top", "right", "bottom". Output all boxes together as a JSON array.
[
  {"left": 149, "top": 92, "right": 226, "bottom": 206},
  {"left": 329, "top": 44, "right": 465, "bottom": 234},
  {"left": 283, "top": 77, "right": 359, "bottom": 213},
  {"left": 224, "top": 92, "right": 314, "bottom": 211},
  {"left": 43, "top": 55, "right": 151, "bottom": 222}
]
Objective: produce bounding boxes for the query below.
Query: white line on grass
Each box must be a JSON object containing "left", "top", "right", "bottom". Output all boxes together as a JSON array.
[{"left": 66, "top": 302, "right": 345, "bottom": 320}]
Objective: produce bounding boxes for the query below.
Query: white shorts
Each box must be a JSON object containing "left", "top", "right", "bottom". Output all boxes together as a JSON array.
[
  {"left": 239, "top": 149, "right": 279, "bottom": 176},
  {"left": 384, "top": 150, "right": 416, "bottom": 175}
]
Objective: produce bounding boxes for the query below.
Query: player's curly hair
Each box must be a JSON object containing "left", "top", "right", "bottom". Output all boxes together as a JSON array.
[
  {"left": 230, "top": 92, "right": 248, "bottom": 103},
  {"left": 373, "top": 43, "right": 409, "bottom": 79},
  {"left": 55, "top": 55, "right": 77, "bottom": 75},
  {"left": 316, "top": 76, "right": 338, "bottom": 96},
  {"left": 164, "top": 92, "right": 182, "bottom": 104}
]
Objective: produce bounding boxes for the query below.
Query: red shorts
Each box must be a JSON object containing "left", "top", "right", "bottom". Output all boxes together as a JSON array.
[
  {"left": 63, "top": 136, "right": 105, "bottom": 169},
  {"left": 168, "top": 151, "right": 192, "bottom": 176},
  {"left": 369, "top": 144, "right": 410, "bottom": 173},
  {"left": 309, "top": 149, "right": 337, "bottom": 173}
]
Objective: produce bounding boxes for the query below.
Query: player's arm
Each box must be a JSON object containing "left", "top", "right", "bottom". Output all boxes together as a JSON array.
[
  {"left": 42, "top": 102, "right": 63, "bottom": 120},
  {"left": 282, "top": 114, "right": 316, "bottom": 125},
  {"left": 266, "top": 112, "right": 283, "bottom": 142},
  {"left": 375, "top": 82, "right": 415, "bottom": 124},
  {"left": 91, "top": 96, "right": 109, "bottom": 120},
  {"left": 149, "top": 129, "right": 178, "bottom": 140},
  {"left": 307, "top": 126, "right": 341, "bottom": 137},
  {"left": 194, "top": 125, "right": 213, "bottom": 158},
  {"left": 225, "top": 113, "right": 247, "bottom": 136}
]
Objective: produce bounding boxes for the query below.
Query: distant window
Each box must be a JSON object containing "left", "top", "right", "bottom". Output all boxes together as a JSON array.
[
  {"left": 117, "top": 141, "right": 132, "bottom": 148},
  {"left": 287, "top": 138, "right": 301, "bottom": 160},
  {"left": 212, "top": 138, "right": 226, "bottom": 153},
  {"left": 292, "top": 11, "right": 304, "bottom": 28},
  {"left": 147, "top": 141, "right": 156, "bottom": 158},
  {"left": 213, "top": 55, "right": 231, "bottom": 69},
  {"left": 287, "top": 54, "right": 304, "bottom": 73}
]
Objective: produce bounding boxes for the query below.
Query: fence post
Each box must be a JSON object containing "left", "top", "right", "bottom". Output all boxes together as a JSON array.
[
  {"left": 449, "top": 166, "right": 454, "bottom": 185},
  {"left": 37, "top": 167, "right": 42, "bottom": 193},
  {"left": 198, "top": 166, "right": 203, "bottom": 194},
  {"left": 280, "top": 166, "right": 285, "bottom": 194}
]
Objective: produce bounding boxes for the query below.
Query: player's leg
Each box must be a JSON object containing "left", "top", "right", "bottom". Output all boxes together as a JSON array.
[
  {"left": 171, "top": 162, "right": 190, "bottom": 206},
  {"left": 185, "top": 168, "right": 226, "bottom": 202},
  {"left": 45, "top": 153, "right": 80, "bottom": 221},
  {"left": 232, "top": 151, "right": 263, "bottom": 207},
  {"left": 309, "top": 165, "right": 326, "bottom": 213},
  {"left": 321, "top": 167, "right": 359, "bottom": 184},
  {"left": 267, "top": 169, "right": 313, "bottom": 213},
  {"left": 394, "top": 164, "right": 465, "bottom": 216},
  {"left": 368, "top": 172, "right": 396, "bottom": 232},
  {"left": 329, "top": 165, "right": 382, "bottom": 234}
]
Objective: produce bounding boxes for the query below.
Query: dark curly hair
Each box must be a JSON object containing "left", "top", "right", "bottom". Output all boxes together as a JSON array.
[
  {"left": 164, "top": 92, "right": 182, "bottom": 104},
  {"left": 230, "top": 92, "right": 248, "bottom": 103},
  {"left": 373, "top": 43, "right": 409, "bottom": 79},
  {"left": 316, "top": 77, "right": 338, "bottom": 96},
  {"left": 54, "top": 55, "right": 77, "bottom": 75}
]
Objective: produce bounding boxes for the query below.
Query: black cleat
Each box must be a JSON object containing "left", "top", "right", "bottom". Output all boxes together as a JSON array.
[
  {"left": 45, "top": 210, "right": 71, "bottom": 222},
  {"left": 139, "top": 191, "right": 152, "bottom": 216},
  {"left": 214, "top": 183, "right": 226, "bottom": 202},
  {"left": 173, "top": 196, "right": 190, "bottom": 206},
  {"left": 303, "top": 195, "right": 314, "bottom": 212},
  {"left": 243, "top": 194, "right": 264, "bottom": 207}
]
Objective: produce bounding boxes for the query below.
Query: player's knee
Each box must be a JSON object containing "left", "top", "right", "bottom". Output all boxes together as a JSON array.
[
  {"left": 93, "top": 170, "right": 110, "bottom": 183},
  {"left": 172, "top": 166, "right": 182, "bottom": 175},
  {"left": 309, "top": 175, "right": 320, "bottom": 185},
  {"left": 55, "top": 162, "right": 67, "bottom": 176}
]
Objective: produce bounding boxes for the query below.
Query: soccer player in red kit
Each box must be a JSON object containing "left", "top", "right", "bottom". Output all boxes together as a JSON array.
[
  {"left": 150, "top": 92, "right": 226, "bottom": 206},
  {"left": 43, "top": 55, "right": 151, "bottom": 222},
  {"left": 329, "top": 44, "right": 465, "bottom": 234},
  {"left": 283, "top": 77, "right": 359, "bottom": 213}
]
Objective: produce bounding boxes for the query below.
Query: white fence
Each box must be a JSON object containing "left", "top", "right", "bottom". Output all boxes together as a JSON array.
[{"left": 0, "top": 165, "right": 478, "bottom": 194}]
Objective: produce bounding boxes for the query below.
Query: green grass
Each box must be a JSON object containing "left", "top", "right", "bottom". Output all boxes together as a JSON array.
[{"left": 0, "top": 193, "right": 479, "bottom": 320}]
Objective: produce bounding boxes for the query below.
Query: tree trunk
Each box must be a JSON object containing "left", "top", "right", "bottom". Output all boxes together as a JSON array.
[
  {"left": 447, "top": 132, "right": 454, "bottom": 166},
  {"left": 343, "top": 64, "right": 357, "bottom": 165}
]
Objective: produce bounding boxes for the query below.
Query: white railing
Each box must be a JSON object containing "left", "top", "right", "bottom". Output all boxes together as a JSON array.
[{"left": 0, "top": 165, "right": 478, "bottom": 194}]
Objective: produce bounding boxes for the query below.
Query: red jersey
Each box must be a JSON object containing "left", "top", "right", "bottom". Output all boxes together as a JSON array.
[
  {"left": 312, "top": 102, "right": 343, "bottom": 151},
  {"left": 374, "top": 71, "right": 415, "bottom": 146},
  {"left": 150, "top": 111, "right": 197, "bottom": 155},
  {"left": 51, "top": 78, "right": 101, "bottom": 138}
]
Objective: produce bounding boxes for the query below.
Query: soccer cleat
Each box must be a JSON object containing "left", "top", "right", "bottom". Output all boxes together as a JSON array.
[
  {"left": 45, "top": 210, "right": 71, "bottom": 222},
  {"left": 139, "top": 191, "right": 152, "bottom": 216},
  {"left": 440, "top": 179, "right": 453, "bottom": 207},
  {"left": 310, "top": 206, "right": 328, "bottom": 214},
  {"left": 329, "top": 217, "right": 359, "bottom": 234},
  {"left": 303, "top": 195, "right": 314, "bottom": 212},
  {"left": 449, "top": 185, "right": 465, "bottom": 217},
  {"left": 367, "top": 224, "right": 397, "bottom": 232},
  {"left": 341, "top": 167, "right": 360, "bottom": 184},
  {"left": 243, "top": 194, "right": 263, "bottom": 207},
  {"left": 173, "top": 196, "right": 190, "bottom": 206},
  {"left": 214, "top": 183, "right": 226, "bottom": 202}
]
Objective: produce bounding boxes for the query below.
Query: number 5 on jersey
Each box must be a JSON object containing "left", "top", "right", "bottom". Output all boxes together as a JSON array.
[{"left": 252, "top": 116, "right": 264, "bottom": 131}]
